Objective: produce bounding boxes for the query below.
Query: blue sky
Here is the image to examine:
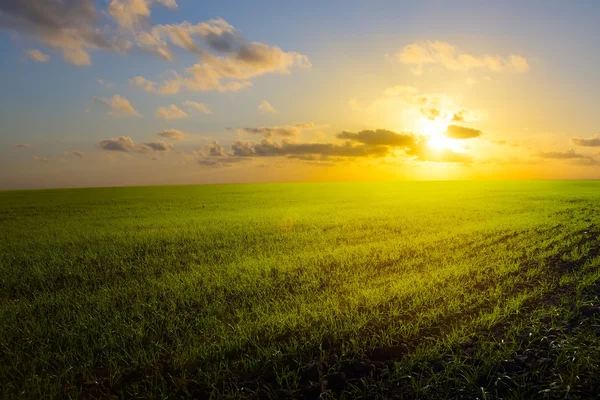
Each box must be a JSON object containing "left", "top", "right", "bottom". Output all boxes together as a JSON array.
[{"left": 1, "top": 0, "right": 600, "bottom": 189}]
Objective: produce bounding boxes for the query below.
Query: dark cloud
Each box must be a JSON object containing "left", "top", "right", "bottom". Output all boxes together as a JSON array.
[
  {"left": 231, "top": 140, "right": 255, "bottom": 156},
  {"left": 97, "top": 137, "right": 171, "bottom": 153},
  {"left": 572, "top": 135, "right": 600, "bottom": 147},
  {"left": 228, "top": 128, "right": 472, "bottom": 164},
  {"left": 336, "top": 129, "right": 416, "bottom": 147},
  {"left": 445, "top": 124, "right": 483, "bottom": 139},
  {"left": 16, "top": 143, "right": 32, "bottom": 148},
  {"left": 231, "top": 139, "right": 389, "bottom": 158},
  {"left": 98, "top": 136, "right": 136, "bottom": 152},
  {"left": 194, "top": 141, "right": 244, "bottom": 167},
  {"left": 140, "top": 141, "right": 172, "bottom": 152},
  {"left": 204, "top": 141, "right": 226, "bottom": 157}
]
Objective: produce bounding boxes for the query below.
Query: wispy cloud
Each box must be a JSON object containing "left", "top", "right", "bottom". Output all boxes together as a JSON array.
[
  {"left": 258, "top": 100, "right": 277, "bottom": 113},
  {"left": 572, "top": 135, "right": 600, "bottom": 147},
  {"left": 182, "top": 100, "right": 212, "bottom": 115},
  {"left": 97, "top": 79, "right": 114, "bottom": 88},
  {"left": 27, "top": 49, "right": 49, "bottom": 63},
  {"left": 93, "top": 95, "right": 141, "bottom": 117},
  {"left": 397, "top": 41, "right": 529, "bottom": 74},
  {"left": 538, "top": 149, "right": 586, "bottom": 159},
  {"left": 155, "top": 104, "right": 188, "bottom": 120},
  {"left": 237, "top": 123, "right": 315, "bottom": 138}
]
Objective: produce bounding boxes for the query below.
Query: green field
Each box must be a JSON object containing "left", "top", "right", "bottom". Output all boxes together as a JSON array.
[{"left": 2, "top": 181, "right": 600, "bottom": 398}]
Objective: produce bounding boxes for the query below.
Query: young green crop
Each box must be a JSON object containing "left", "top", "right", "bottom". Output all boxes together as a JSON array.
[{"left": 1, "top": 180, "right": 600, "bottom": 398}]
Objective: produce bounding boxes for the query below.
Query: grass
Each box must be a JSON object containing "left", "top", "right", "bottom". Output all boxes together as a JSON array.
[{"left": 2, "top": 180, "right": 600, "bottom": 398}]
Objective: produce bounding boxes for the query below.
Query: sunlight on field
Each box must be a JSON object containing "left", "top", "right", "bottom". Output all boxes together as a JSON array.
[{"left": 2, "top": 181, "right": 600, "bottom": 398}]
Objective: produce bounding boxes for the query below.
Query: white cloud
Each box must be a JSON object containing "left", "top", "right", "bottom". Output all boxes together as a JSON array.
[
  {"left": 97, "top": 79, "right": 114, "bottom": 88},
  {"left": 108, "top": 0, "right": 178, "bottom": 32},
  {"left": 155, "top": 104, "right": 188, "bottom": 120},
  {"left": 130, "top": 76, "right": 180, "bottom": 94},
  {"left": 132, "top": 18, "right": 311, "bottom": 94},
  {"left": 93, "top": 95, "right": 141, "bottom": 117},
  {"left": 258, "top": 100, "right": 277, "bottom": 113},
  {"left": 27, "top": 49, "right": 49, "bottom": 63},
  {"left": 397, "top": 41, "right": 530, "bottom": 74},
  {"left": 182, "top": 100, "right": 213, "bottom": 115}
]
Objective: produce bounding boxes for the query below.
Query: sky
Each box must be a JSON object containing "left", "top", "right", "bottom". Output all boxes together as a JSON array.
[{"left": 1, "top": 0, "right": 600, "bottom": 190}]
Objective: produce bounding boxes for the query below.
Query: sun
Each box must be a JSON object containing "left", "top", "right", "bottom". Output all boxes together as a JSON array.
[{"left": 415, "top": 118, "right": 464, "bottom": 152}]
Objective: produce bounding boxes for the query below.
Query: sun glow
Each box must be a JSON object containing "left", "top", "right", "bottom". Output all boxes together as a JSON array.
[{"left": 416, "top": 118, "right": 465, "bottom": 152}]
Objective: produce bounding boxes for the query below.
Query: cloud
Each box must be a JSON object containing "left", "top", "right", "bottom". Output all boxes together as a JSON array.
[
  {"left": 445, "top": 124, "right": 483, "bottom": 139},
  {"left": 32, "top": 156, "right": 50, "bottom": 163},
  {"left": 194, "top": 140, "right": 246, "bottom": 167},
  {"left": 182, "top": 100, "right": 212, "bottom": 115},
  {"left": 237, "top": 123, "right": 315, "bottom": 138},
  {"left": 27, "top": 49, "right": 49, "bottom": 62},
  {"left": 397, "top": 41, "right": 530, "bottom": 74},
  {"left": 337, "top": 129, "right": 472, "bottom": 163},
  {"left": 138, "top": 48, "right": 309, "bottom": 93},
  {"left": 98, "top": 136, "right": 136, "bottom": 152},
  {"left": 98, "top": 136, "right": 172, "bottom": 153},
  {"left": 336, "top": 129, "right": 416, "bottom": 147},
  {"left": 97, "top": 79, "right": 114, "bottom": 88},
  {"left": 2, "top": 2, "right": 308, "bottom": 76},
  {"left": 420, "top": 108, "right": 440, "bottom": 120},
  {"left": 571, "top": 157, "right": 600, "bottom": 166},
  {"left": 258, "top": 100, "right": 277, "bottom": 113},
  {"left": 231, "top": 139, "right": 390, "bottom": 158},
  {"left": 228, "top": 128, "right": 472, "bottom": 164},
  {"left": 359, "top": 85, "right": 450, "bottom": 114},
  {"left": 108, "top": 0, "right": 178, "bottom": 32},
  {"left": 129, "top": 76, "right": 180, "bottom": 95},
  {"left": 16, "top": 143, "right": 32, "bottom": 148},
  {"left": 203, "top": 141, "right": 226, "bottom": 157},
  {"left": 93, "top": 95, "right": 141, "bottom": 117},
  {"left": 139, "top": 140, "right": 172, "bottom": 152},
  {"left": 452, "top": 110, "right": 466, "bottom": 122},
  {"left": 71, "top": 150, "right": 85, "bottom": 158},
  {"left": 537, "top": 149, "right": 600, "bottom": 166},
  {"left": 133, "top": 18, "right": 311, "bottom": 93},
  {"left": 158, "top": 128, "right": 185, "bottom": 141},
  {"left": 0, "top": 0, "right": 130, "bottom": 66},
  {"left": 572, "top": 135, "right": 600, "bottom": 147},
  {"left": 537, "top": 149, "right": 586, "bottom": 159},
  {"left": 155, "top": 104, "right": 187, "bottom": 120}
]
